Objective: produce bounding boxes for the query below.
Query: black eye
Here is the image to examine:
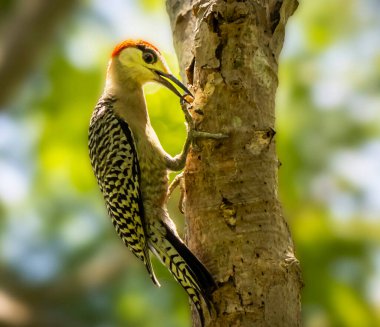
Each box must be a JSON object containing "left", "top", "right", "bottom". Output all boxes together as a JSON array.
[{"left": 142, "top": 51, "right": 156, "bottom": 64}]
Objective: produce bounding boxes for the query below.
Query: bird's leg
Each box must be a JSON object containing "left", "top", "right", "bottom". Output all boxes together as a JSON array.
[
  {"left": 168, "top": 172, "right": 183, "bottom": 198},
  {"left": 167, "top": 172, "right": 186, "bottom": 214},
  {"left": 181, "top": 97, "right": 227, "bottom": 141},
  {"left": 165, "top": 98, "right": 228, "bottom": 171}
]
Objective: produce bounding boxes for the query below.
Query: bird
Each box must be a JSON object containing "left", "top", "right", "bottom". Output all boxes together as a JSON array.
[{"left": 88, "top": 39, "right": 224, "bottom": 324}]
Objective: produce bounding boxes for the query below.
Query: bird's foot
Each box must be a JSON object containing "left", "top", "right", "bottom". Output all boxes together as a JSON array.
[
  {"left": 180, "top": 97, "right": 228, "bottom": 144},
  {"left": 167, "top": 172, "right": 185, "bottom": 214},
  {"left": 190, "top": 130, "right": 228, "bottom": 140}
]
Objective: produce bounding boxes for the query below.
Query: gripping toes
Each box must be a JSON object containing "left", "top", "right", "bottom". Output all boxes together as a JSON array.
[
  {"left": 191, "top": 130, "right": 228, "bottom": 140},
  {"left": 180, "top": 98, "right": 228, "bottom": 141}
]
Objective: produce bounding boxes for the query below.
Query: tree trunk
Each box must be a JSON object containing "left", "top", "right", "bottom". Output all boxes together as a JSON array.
[{"left": 166, "top": 0, "right": 302, "bottom": 326}]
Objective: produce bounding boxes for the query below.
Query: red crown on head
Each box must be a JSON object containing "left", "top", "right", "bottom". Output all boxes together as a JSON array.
[{"left": 111, "top": 39, "right": 160, "bottom": 57}]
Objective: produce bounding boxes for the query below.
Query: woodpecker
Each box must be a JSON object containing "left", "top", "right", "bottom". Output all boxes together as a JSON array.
[{"left": 89, "top": 39, "right": 223, "bottom": 323}]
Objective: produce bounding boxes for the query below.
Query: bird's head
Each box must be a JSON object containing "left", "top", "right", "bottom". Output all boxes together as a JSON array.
[{"left": 108, "top": 39, "right": 192, "bottom": 100}]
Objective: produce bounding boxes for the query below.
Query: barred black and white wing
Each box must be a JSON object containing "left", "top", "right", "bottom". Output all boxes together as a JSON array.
[{"left": 88, "top": 98, "right": 159, "bottom": 285}]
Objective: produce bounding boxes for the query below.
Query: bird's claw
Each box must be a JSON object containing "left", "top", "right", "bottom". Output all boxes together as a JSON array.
[
  {"left": 167, "top": 172, "right": 185, "bottom": 214},
  {"left": 180, "top": 98, "right": 194, "bottom": 127},
  {"left": 190, "top": 130, "right": 229, "bottom": 140},
  {"left": 180, "top": 98, "right": 228, "bottom": 142}
]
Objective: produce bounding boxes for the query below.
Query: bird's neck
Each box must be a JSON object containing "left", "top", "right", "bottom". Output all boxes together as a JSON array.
[{"left": 104, "top": 63, "right": 150, "bottom": 130}]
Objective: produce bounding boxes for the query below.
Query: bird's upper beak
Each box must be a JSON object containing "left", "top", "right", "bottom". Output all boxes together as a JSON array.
[{"left": 154, "top": 70, "right": 193, "bottom": 102}]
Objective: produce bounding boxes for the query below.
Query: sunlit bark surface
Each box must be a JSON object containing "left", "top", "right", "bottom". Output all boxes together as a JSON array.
[{"left": 167, "top": 1, "right": 302, "bottom": 326}]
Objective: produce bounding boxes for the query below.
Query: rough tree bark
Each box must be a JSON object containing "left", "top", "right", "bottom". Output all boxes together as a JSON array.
[{"left": 166, "top": 1, "right": 302, "bottom": 326}]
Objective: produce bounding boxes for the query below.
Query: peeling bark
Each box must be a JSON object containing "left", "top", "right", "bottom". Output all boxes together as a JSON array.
[{"left": 166, "top": 0, "right": 302, "bottom": 326}]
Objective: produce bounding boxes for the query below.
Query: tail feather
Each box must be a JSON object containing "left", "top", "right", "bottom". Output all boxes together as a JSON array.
[
  {"left": 148, "top": 220, "right": 216, "bottom": 324},
  {"left": 163, "top": 224, "right": 216, "bottom": 294}
]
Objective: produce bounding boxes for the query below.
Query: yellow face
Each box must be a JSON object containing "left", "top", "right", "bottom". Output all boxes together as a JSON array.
[
  {"left": 110, "top": 40, "right": 192, "bottom": 99},
  {"left": 116, "top": 46, "right": 170, "bottom": 85}
]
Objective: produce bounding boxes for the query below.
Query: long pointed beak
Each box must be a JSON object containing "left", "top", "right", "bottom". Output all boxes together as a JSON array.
[{"left": 154, "top": 70, "right": 192, "bottom": 100}]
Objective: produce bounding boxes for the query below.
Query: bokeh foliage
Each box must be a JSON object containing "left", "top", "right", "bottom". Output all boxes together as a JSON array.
[{"left": 0, "top": 0, "right": 379, "bottom": 326}]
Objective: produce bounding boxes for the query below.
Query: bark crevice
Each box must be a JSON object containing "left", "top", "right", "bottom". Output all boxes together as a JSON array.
[{"left": 167, "top": 0, "right": 301, "bottom": 326}]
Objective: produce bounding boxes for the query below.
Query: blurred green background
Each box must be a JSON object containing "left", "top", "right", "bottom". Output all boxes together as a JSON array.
[{"left": 0, "top": 0, "right": 379, "bottom": 326}]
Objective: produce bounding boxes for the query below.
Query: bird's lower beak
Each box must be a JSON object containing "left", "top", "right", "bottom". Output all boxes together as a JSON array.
[{"left": 154, "top": 70, "right": 193, "bottom": 102}]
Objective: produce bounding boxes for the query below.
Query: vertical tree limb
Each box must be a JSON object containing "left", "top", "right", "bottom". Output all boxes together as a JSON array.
[{"left": 166, "top": 0, "right": 302, "bottom": 326}]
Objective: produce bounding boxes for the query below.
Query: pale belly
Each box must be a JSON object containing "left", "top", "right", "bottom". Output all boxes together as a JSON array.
[{"left": 136, "top": 134, "right": 169, "bottom": 215}]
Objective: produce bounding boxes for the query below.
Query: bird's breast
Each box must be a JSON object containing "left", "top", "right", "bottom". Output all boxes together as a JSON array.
[{"left": 134, "top": 126, "right": 168, "bottom": 211}]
